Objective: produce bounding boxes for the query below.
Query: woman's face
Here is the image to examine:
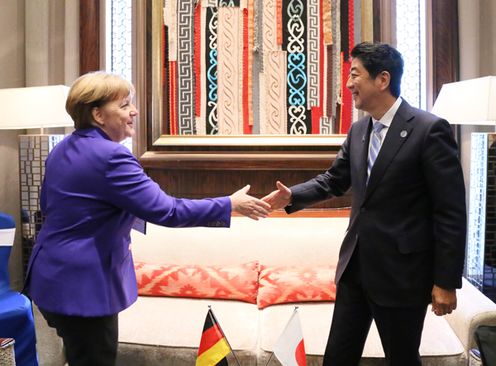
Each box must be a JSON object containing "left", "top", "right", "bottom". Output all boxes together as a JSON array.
[{"left": 93, "top": 93, "right": 138, "bottom": 142}]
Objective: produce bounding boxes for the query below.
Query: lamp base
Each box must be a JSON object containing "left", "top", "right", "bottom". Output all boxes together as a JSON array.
[
  {"left": 465, "top": 133, "right": 496, "bottom": 302},
  {"left": 19, "top": 134, "right": 65, "bottom": 278}
]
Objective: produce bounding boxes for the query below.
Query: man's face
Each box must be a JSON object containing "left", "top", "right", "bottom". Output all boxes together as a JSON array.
[{"left": 346, "top": 57, "right": 382, "bottom": 113}]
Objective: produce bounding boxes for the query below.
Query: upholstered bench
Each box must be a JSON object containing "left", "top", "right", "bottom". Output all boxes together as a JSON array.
[{"left": 117, "top": 217, "right": 496, "bottom": 366}]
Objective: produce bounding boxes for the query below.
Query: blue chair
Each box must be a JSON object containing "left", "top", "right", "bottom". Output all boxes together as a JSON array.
[{"left": 0, "top": 212, "right": 38, "bottom": 365}]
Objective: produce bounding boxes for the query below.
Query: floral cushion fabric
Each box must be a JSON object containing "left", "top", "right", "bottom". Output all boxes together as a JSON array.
[
  {"left": 257, "top": 264, "right": 336, "bottom": 309},
  {"left": 135, "top": 261, "right": 259, "bottom": 304}
]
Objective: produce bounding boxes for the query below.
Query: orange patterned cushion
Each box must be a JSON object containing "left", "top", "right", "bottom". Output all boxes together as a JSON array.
[
  {"left": 257, "top": 264, "right": 336, "bottom": 309},
  {"left": 134, "top": 261, "right": 259, "bottom": 304}
]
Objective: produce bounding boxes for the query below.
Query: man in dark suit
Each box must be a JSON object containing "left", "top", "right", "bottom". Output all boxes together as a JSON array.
[{"left": 263, "top": 42, "right": 467, "bottom": 366}]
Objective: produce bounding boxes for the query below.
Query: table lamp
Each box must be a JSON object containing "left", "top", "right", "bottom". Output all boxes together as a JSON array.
[
  {"left": 431, "top": 76, "right": 496, "bottom": 125},
  {"left": 0, "top": 85, "right": 74, "bottom": 277},
  {"left": 432, "top": 76, "right": 496, "bottom": 301}
]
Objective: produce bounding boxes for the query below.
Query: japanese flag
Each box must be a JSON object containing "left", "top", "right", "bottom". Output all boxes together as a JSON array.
[{"left": 273, "top": 309, "right": 307, "bottom": 366}]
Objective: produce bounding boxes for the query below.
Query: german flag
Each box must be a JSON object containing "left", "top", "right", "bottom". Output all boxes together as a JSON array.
[{"left": 196, "top": 309, "right": 230, "bottom": 366}]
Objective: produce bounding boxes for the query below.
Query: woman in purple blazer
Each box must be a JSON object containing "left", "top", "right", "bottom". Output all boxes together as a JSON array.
[{"left": 24, "top": 71, "right": 270, "bottom": 366}]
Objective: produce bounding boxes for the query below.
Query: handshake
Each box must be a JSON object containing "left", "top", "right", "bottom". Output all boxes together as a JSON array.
[{"left": 229, "top": 181, "right": 292, "bottom": 220}]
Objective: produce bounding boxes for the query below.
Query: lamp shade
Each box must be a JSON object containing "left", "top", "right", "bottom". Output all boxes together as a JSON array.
[
  {"left": 431, "top": 76, "right": 496, "bottom": 125},
  {"left": 0, "top": 85, "right": 74, "bottom": 129}
]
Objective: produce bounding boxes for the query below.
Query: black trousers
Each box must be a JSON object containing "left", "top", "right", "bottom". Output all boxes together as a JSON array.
[
  {"left": 40, "top": 309, "right": 118, "bottom": 366},
  {"left": 323, "top": 251, "right": 427, "bottom": 366}
]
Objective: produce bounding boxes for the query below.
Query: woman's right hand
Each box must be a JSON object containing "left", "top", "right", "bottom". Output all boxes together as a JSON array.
[{"left": 230, "top": 185, "right": 271, "bottom": 220}]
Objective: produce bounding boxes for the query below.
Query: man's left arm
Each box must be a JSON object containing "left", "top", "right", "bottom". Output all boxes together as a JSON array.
[{"left": 422, "top": 118, "right": 467, "bottom": 315}]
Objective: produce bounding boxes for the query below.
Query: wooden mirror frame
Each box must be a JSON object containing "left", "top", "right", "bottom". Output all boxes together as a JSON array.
[
  {"left": 134, "top": 0, "right": 346, "bottom": 153},
  {"left": 80, "top": 0, "right": 458, "bottom": 213}
]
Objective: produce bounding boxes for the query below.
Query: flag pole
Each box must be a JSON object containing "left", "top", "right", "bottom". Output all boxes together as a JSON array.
[
  {"left": 208, "top": 306, "right": 242, "bottom": 366},
  {"left": 264, "top": 352, "right": 274, "bottom": 366},
  {"left": 265, "top": 306, "right": 300, "bottom": 366}
]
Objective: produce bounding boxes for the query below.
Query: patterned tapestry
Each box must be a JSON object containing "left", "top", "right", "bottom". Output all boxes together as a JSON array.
[{"left": 162, "top": 0, "right": 373, "bottom": 135}]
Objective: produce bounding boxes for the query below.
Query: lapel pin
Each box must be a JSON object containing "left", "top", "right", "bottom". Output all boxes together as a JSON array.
[{"left": 400, "top": 130, "right": 408, "bottom": 138}]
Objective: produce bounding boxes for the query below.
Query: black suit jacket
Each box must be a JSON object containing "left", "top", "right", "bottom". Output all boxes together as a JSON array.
[{"left": 287, "top": 100, "right": 467, "bottom": 307}]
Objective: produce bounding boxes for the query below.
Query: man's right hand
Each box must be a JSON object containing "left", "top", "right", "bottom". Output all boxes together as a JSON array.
[{"left": 261, "top": 181, "right": 292, "bottom": 211}]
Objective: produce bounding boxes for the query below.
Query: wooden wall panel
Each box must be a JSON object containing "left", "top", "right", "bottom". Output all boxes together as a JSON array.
[
  {"left": 143, "top": 155, "right": 352, "bottom": 210},
  {"left": 432, "top": 0, "right": 459, "bottom": 99},
  {"left": 80, "top": 0, "right": 100, "bottom": 74}
]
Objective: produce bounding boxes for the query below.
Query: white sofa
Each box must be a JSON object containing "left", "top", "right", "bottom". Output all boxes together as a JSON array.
[{"left": 117, "top": 217, "right": 496, "bottom": 366}]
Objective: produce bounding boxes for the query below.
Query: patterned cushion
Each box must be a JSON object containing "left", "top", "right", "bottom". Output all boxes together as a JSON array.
[
  {"left": 135, "top": 261, "right": 259, "bottom": 304},
  {"left": 257, "top": 264, "right": 336, "bottom": 309}
]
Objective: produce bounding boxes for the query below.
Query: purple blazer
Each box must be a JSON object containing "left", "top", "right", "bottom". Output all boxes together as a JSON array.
[{"left": 25, "top": 128, "right": 231, "bottom": 316}]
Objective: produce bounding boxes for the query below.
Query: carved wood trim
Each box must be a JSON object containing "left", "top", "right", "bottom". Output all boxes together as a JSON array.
[{"left": 139, "top": 152, "right": 338, "bottom": 170}]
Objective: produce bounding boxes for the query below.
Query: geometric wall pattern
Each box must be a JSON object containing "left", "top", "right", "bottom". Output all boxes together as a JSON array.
[
  {"left": 466, "top": 133, "right": 496, "bottom": 302},
  {"left": 162, "top": 0, "right": 374, "bottom": 135},
  {"left": 19, "top": 134, "right": 64, "bottom": 277}
]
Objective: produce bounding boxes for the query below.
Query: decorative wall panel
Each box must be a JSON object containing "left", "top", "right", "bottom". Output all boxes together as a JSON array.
[
  {"left": 161, "top": 0, "right": 372, "bottom": 135},
  {"left": 176, "top": 0, "right": 196, "bottom": 134},
  {"left": 217, "top": 6, "right": 244, "bottom": 135},
  {"left": 307, "top": 0, "right": 320, "bottom": 109},
  {"left": 261, "top": 51, "right": 287, "bottom": 134}
]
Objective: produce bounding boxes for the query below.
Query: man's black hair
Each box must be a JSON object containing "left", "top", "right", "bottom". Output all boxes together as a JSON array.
[{"left": 350, "top": 42, "right": 404, "bottom": 98}]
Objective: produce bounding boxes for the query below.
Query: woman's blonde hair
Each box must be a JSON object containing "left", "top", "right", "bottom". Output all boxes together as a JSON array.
[{"left": 66, "top": 71, "right": 135, "bottom": 129}]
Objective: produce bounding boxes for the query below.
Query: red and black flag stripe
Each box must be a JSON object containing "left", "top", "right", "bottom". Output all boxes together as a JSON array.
[{"left": 196, "top": 309, "right": 230, "bottom": 366}]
